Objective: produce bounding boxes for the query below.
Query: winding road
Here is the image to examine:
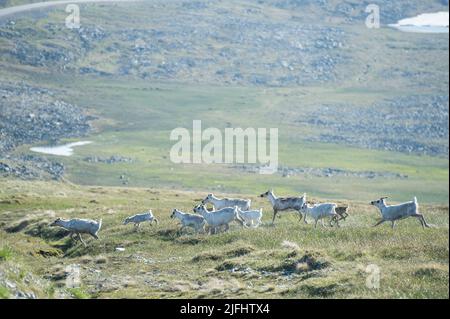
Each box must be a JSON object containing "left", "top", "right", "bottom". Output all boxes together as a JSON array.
[{"left": 0, "top": 0, "right": 142, "bottom": 18}]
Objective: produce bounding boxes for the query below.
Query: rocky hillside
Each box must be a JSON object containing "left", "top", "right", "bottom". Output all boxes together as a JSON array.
[
  {"left": 0, "top": 0, "right": 447, "bottom": 87},
  {"left": 297, "top": 95, "right": 449, "bottom": 156},
  {"left": 0, "top": 0, "right": 448, "bottom": 180},
  {"left": 0, "top": 82, "right": 93, "bottom": 154},
  {"left": 0, "top": 81, "right": 94, "bottom": 179}
]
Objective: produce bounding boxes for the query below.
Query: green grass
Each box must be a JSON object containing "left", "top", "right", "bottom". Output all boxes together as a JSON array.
[
  {"left": 68, "top": 288, "right": 91, "bottom": 299},
  {"left": 6, "top": 76, "right": 447, "bottom": 204},
  {"left": 0, "top": 246, "right": 13, "bottom": 261},
  {"left": 0, "top": 179, "right": 448, "bottom": 298},
  {"left": 0, "top": 285, "right": 10, "bottom": 299}
]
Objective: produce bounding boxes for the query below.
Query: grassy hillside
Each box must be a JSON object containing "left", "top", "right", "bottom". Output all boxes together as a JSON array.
[
  {"left": 0, "top": 179, "right": 448, "bottom": 298},
  {"left": 5, "top": 75, "right": 447, "bottom": 203},
  {"left": 0, "top": 0, "right": 448, "bottom": 299}
]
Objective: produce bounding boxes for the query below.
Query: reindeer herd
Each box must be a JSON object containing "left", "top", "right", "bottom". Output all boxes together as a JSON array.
[{"left": 49, "top": 189, "right": 430, "bottom": 246}]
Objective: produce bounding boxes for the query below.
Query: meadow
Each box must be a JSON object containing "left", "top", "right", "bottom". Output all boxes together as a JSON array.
[
  {"left": 8, "top": 75, "right": 449, "bottom": 203},
  {"left": 0, "top": 179, "right": 448, "bottom": 299}
]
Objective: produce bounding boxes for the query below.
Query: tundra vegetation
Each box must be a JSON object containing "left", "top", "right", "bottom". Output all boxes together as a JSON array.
[
  {"left": 0, "top": 0, "right": 448, "bottom": 299},
  {"left": 0, "top": 179, "right": 448, "bottom": 299}
]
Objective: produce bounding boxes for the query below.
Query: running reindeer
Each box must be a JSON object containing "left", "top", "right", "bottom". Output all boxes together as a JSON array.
[
  {"left": 260, "top": 189, "right": 307, "bottom": 225},
  {"left": 370, "top": 196, "right": 430, "bottom": 229}
]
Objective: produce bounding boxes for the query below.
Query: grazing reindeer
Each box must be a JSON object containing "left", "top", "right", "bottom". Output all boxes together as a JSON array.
[
  {"left": 370, "top": 197, "right": 430, "bottom": 229},
  {"left": 260, "top": 189, "right": 307, "bottom": 225}
]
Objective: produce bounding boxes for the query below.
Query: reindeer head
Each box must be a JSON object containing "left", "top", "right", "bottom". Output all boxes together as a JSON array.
[
  {"left": 123, "top": 217, "right": 131, "bottom": 225},
  {"left": 202, "top": 194, "right": 213, "bottom": 204},
  {"left": 170, "top": 209, "right": 179, "bottom": 219},
  {"left": 193, "top": 204, "right": 207, "bottom": 214},
  {"left": 370, "top": 197, "right": 388, "bottom": 209},
  {"left": 50, "top": 217, "right": 62, "bottom": 227},
  {"left": 300, "top": 193, "right": 307, "bottom": 210},
  {"left": 260, "top": 189, "right": 273, "bottom": 198}
]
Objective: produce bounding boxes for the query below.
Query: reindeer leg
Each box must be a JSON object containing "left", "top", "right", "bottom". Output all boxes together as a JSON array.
[
  {"left": 314, "top": 219, "right": 318, "bottom": 229},
  {"left": 78, "top": 233, "right": 87, "bottom": 247},
  {"left": 410, "top": 214, "right": 424, "bottom": 228},
  {"left": 391, "top": 221, "right": 396, "bottom": 229},
  {"left": 421, "top": 215, "right": 431, "bottom": 228},
  {"left": 413, "top": 214, "right": 430, "bottom": 228},
  {"left": 272, "top": 210, "right": 278, "bottom": 225},
  {"left": 373, "top": 219, "right": 386, "bottom": 227}
]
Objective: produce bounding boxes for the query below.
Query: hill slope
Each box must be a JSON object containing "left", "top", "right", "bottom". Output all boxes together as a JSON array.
[
  {"left": 0, "top": 179, "right": 448, "bottom": 298},
  {"left": 0, "top": 1, "right": 448, "bottom": 203},
  {"left": 0, "top": 0, "right": 448, "bottom": 300}
]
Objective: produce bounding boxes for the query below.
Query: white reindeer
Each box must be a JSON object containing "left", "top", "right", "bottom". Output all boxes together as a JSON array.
[
  {"left": 260, "top": 189, "right": 307, "bottom": 225},
  {"left": 193, "top": 204, "right": 246, "bottom": 234},
  {"left": 300, "top": 194, "right": 338, "bottom": 228},
  {"left": 235, "top": 207, "right": 263, "bottom": 228},
  {"left": 123, "top": 210, "right": 158, "bottom": 230},
  {"left": 202, "top": 193, "right": 251, "bottom": 210},
  {"left": 50, "top": 217, "right": 102, "bottom": 246},
  {"left": 170, "top": 209, "right": 206, "bottom": 233},
  {"left": 370, "top": 197, "right": 430, "bottom": 229}
]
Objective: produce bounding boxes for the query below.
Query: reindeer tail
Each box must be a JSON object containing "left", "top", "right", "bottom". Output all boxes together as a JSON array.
[{"left": 97, "top": 219, "right": 103, "bottom": 233}]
